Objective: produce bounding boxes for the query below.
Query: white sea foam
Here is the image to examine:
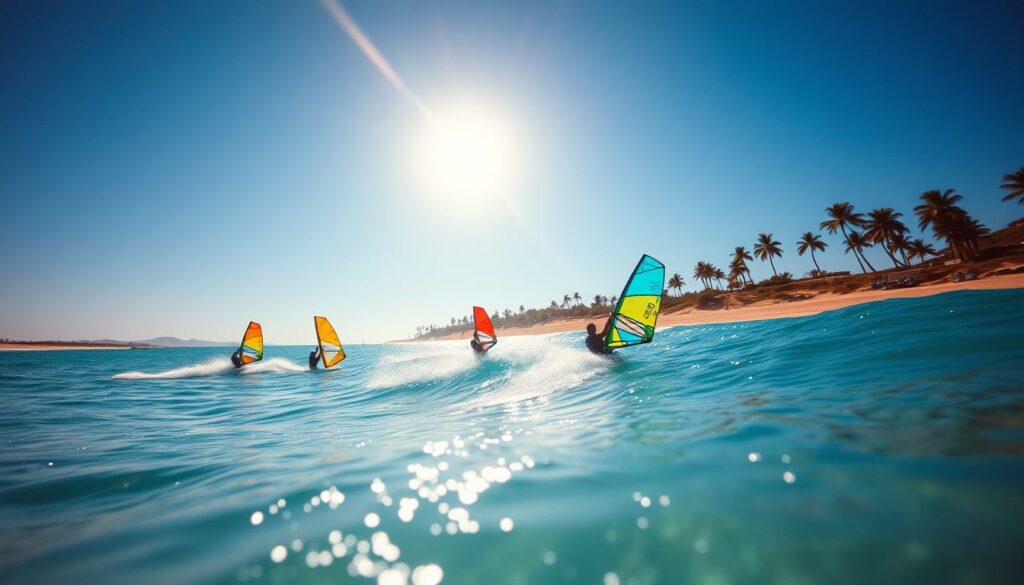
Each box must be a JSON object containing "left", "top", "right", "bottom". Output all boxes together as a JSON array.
[
  {"left": 113, "top": 357, "right": 304, "bottom": 379},
  {"left": 468, "top": 336, "right": 609, "bottom": 408},
  {"left": 367, "top": 342, "right": 479, "bottom": 388}
]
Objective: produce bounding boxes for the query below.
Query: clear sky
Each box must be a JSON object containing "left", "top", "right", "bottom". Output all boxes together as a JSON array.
[{"left": 2, "top": 0, "right": 1022, "bottom": 344}]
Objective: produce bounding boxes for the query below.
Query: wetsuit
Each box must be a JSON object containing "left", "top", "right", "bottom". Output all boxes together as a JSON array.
[
  {"left": 586, "top": 318, "right": 613, "bottom": 355},
  {"left": 586, "top": 333, "right": 608, "bottom": 354},
  {"left": 308, "top": 348, "right": 320, "bottom": 370},
  {"left": 230, "top": 350, "right": 243, "bottom": 368}
]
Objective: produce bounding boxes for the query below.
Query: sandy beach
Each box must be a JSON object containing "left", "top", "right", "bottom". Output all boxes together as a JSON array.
[{"left": 417, "top": 272, "right": 1024, "bottom": 341}]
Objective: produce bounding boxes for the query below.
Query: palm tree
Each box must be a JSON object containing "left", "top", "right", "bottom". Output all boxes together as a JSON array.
[
  {"left": 820, "top": 202, "right": 870, "bottom": 269},
  {"left": 668, "top": 273, "right": 684, "bottom": 296},
  {"left": 820, "top": 202, "right": 865, "bottom": 236},
  {"left": 946, "top": 215, "right": 990, "bottom": 259},
  {"left": 573, "top": 292, "right": 582, "bottom": 307},
  {"left": 844, "top": 231, "right": 875, "bottom": 273},
  {"left": 713, "top": 268, "right": 726, "bottom": 289},
  {"left": 796, "top": 232, "right": 827, "bottom": 275},
  {"left": 1001, "top": 166, "right": 1024, "bottom": 204},
  {"left": 888, "top": 232, "right": 912, "bottom": 265},
  {"left": 693, "top": 261, "right": 715, "bottom": 289},
  {"left": 561, "top": 294, "right": 571, "bottom": 309},
  {"left": 907, "top": 239, "right": 937, "bottom": 264},
  {"left": 727, "top": 271, "right": 742, "bottom": 290},
  {"left": 592, "top": 294, "right": 603, "bottom": 307},
  {"left": 549, "top": 300, "right": 558, "bottom": 309},
  {"left": 503, "top": 309, "right": 512, "bottom": 319},
  {"left": 913, "top": 189, "right": 986, "bottom": 260},
  {"left": 609, "top": 295, "right": 617, "bottom": 306},
  {"left": 863, "top": 208, "right": 908, "bottom": 268},
  {"left": 753, "top": 233, "right": 783, "bottom": 277},
  {"left": 915, "top": 189, "right": 965, "bottom": 231},
  {"left": 519, "top": 305, "right": 525, "bottom": 314},
  {"left": 732, "top": 247, "right": 754, "bottom": 284}
]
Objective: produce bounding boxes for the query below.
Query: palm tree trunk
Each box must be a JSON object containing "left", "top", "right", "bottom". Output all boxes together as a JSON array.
[
  {"left": 860, "top": 250, "right": 875, "bottom": 272},
  {"left": 852, "top": 251, "right": 866, "bottom": 273},
  {"left": 768, "top": 257, "right": 777, "bottom": 277},
  {"left": 882, "top": 240, "right": 902, "bottom": 268},
  {"left": 811, "top": 250, "right": 821, "bottom": 274}
]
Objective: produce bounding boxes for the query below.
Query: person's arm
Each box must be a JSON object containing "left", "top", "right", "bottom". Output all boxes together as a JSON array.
[{"left": 597, "top": 314, "right": 614, "bottom": 338}]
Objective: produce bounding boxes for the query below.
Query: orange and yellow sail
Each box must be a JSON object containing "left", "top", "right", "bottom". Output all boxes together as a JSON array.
[
  {"left": 314, "top": 316, "right": 346, "bottom": 368},
  {"left": 239, "top": 321, "right": 263, "bottom": 364}
]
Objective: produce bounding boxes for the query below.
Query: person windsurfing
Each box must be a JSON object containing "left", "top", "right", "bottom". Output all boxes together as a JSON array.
[
  {"left": 469, "top": 306, "right": 496, "bottom": 353},
  {"left": 587, "top": 255, "right": 665, "bottom": 354},
  {"left": 470, "top": 335, "right": 486, "bottom": 353},
  {"left": 308, "top": 347, "right": 321, "bottom": 370},
  {"left": 232, "top": 321, "right": 263, "bottom": 369},
  {"left": 585, "top": 316, "right": 613, "bottom": 355}
]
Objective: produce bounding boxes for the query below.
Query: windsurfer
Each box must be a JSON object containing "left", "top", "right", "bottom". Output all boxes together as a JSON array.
[
  {"left": 470, "top": 335, "right": 486, "bottom": 353},
  {"left": 585, "top": 317, "right": 613, "bottom": 354},
  {"left": 230, "top": 349, "right": 243, "bottom": 368},
  {"left": 308, "top": 347, "right": 321, "bottom": 369}
]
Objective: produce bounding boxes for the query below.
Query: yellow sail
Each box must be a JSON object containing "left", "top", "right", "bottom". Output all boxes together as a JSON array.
[
  {"left": 606, "top": 255, "right": 665, "bottom": 349},
  {"left": 240, "top": 321, "right": 263, "bottom": 364},
  {"left": 314, "top": 316, "right": 346, "bottom": 368}
]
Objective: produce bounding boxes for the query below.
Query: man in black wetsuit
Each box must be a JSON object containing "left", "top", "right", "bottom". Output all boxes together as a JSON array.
[
  {"left": 470, "top": 338, "right": 485, "bottom": 352},
  {"left": 585, "top": 317, "right": 613, "bottom": 355},
  {"left": 230, "top": 349, "right": 243, "bottom": 368},
  {"left": 308, "top": 347, "right": 321, "bottom": 370}
]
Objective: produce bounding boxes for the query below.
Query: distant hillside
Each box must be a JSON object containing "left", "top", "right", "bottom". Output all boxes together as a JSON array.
[{"left": 92, "top": 337, "right": 232, "bottom": 348}]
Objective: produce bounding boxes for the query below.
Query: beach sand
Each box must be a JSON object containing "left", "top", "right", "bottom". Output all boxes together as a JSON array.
[{"left": 416, "top": 272, "right": 1024, "bottom": 341}]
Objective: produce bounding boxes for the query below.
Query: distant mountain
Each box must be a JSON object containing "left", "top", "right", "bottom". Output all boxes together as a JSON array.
[{"left": 92, "top": 337, "right": 232, "bottom": 348}]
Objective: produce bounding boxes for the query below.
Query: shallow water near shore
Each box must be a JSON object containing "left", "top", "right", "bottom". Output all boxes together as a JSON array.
[{"left": 2, "top": 289, "right": 1023, "bottom": 584}]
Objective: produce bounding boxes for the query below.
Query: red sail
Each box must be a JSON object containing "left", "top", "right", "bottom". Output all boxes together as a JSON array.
[{"left": 473, "top": 306, "right": 496, "bottom": 342}]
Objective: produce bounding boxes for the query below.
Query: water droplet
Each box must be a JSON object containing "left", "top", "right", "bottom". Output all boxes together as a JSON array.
[{"left": 411, "top": 563, "right": 443, "bottom": 585}]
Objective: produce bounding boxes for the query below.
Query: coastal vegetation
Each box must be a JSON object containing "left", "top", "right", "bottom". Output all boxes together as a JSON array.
[{"left": 414, "top": 166, "right": 1024, "bottom": 339}]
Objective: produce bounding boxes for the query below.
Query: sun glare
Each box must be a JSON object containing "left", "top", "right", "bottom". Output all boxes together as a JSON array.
[{"left": 416, "top": 103, "right": 518, "bottom": 207}]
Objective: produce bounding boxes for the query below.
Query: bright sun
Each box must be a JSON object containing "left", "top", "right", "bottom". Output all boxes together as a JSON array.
[{"left": 416, "top": 103, "right": 518, "bottom": 206}]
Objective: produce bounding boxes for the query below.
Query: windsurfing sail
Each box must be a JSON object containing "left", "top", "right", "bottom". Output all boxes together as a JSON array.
[
  {"left": 314, "top": 316, "right": 346, "bottom": 368},
  {"left": 606, "top": 255, "right": 665, "bottom": 350},
  {"left": 472, "top": 306, "right": 497, "bottom": 350},
  {"left": 239, "top": 321, "right": 263, "bottom": 364}
]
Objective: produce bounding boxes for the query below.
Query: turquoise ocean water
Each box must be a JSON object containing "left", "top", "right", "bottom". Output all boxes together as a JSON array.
[{"left": 2, "top": 290, "right": 1023, "bottom": 585}]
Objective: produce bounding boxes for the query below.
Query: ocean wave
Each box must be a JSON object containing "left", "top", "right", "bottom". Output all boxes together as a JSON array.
[{"left": 112, "top": 357, "right": 304, "bottom": 379}]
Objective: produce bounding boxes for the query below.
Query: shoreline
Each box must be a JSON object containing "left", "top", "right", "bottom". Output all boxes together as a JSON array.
[{"left": 407, "top": 272, "right": 1024, "bottom": 342}]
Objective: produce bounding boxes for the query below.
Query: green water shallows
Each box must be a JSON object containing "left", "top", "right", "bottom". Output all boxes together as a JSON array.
[{"left": 1, "top": 290, "right": 1023, "bottom": 585}]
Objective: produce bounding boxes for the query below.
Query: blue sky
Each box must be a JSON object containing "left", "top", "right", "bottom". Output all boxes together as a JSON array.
[{"left": 1, "top": 0, "right": 1022, "bottom": 343}]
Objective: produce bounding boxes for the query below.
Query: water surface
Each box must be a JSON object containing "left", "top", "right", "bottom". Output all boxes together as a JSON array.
[{"left": 2, "top": 290, "right": 1023, "bottom": 584}]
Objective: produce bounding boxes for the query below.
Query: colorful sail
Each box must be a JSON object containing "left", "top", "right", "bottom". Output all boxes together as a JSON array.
[
  {"left": 606, "top": 255, "right": 665, "bottom": 349},
  {"left": 239, "top": 321, "right": 263, "bottom": 364},
  {"left": 473, "top": 306, "right": 497, "bottom": 350},
  {"left": 314, "top": 316, "right": 346, "bottom": 368}
]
